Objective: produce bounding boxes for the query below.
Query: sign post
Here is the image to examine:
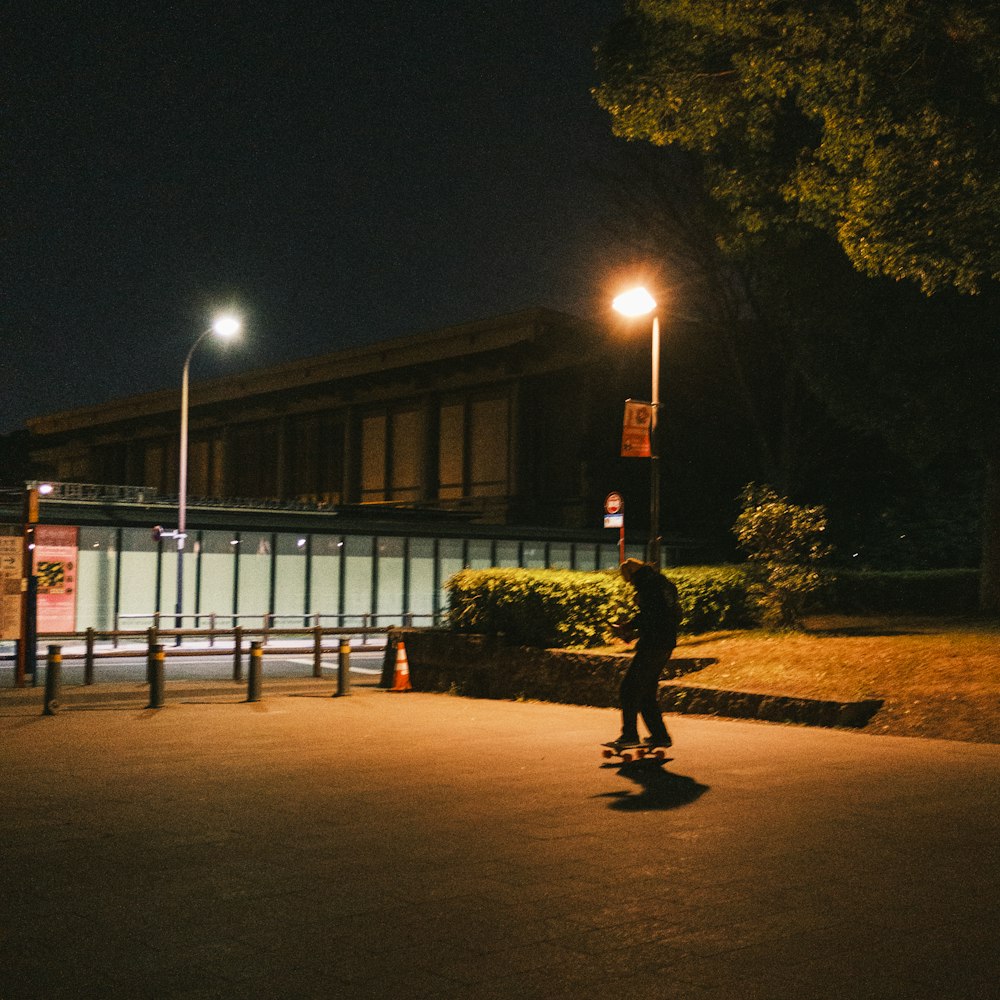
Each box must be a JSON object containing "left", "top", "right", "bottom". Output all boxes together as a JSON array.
[{"left": 603, "top": 492, "right": 625, "bottom": 564}]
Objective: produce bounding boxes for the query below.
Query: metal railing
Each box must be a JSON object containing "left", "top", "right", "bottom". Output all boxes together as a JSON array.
[
  {"left": 112, "top": 611, "right": 439, "bottom": 646},
  {"left": 31, "top": 623, "right": 391, "bottom": 685}
]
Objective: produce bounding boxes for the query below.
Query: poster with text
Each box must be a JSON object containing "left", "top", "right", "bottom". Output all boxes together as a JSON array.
[
  {"left": 34, "top": 525, "right": 79, "bottom": 633},
  {"left": 0, "top": 533, "right": 23, "bottom": 641}
]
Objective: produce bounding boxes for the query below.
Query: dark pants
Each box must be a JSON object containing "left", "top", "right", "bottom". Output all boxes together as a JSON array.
[{"left": 619, "top": 641, "right": 672, "bottom": 741}]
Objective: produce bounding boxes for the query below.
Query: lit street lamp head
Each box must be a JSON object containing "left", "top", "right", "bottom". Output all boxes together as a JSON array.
[
  {"left": 612, "top": 286, "right": 657, "bottom": 318},
  {"left": 211, "top": 314, "right": 241, "bottom": 339}
]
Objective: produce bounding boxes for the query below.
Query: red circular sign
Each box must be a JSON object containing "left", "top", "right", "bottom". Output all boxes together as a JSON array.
[{"left": 604, "top": 492, "right": 623, "bottom": 515}]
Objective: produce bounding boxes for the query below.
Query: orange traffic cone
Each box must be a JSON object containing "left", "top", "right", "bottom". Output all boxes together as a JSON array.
[{"left": 389, "top": 640, "right": 413, "bottom": 692}]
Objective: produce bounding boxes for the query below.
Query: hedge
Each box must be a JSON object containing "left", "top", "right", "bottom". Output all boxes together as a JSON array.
[
  {"left": 445, "top": 566, "right": 754, "bottom": 648},
  {"left": 445, "top": 566, "right": 980, "bottom": 648},
  {"left": 821, "top": 568, "right": 980, "bottom": 615}
]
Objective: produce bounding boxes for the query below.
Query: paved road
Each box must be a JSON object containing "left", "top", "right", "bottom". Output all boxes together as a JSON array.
[{"left": 1, "top": 686, "right": 997, "bottom": 999}]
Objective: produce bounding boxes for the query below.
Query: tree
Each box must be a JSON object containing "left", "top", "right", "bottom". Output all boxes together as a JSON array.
[
  {"left": 593, "top": 0, "right": 1000, "bottom": 610},
  {"left": 594, "top": 0, "right": 1000, "bottom": 294},
  {"left": 734, "top": 483, "right": 831, "bottom": 628}
]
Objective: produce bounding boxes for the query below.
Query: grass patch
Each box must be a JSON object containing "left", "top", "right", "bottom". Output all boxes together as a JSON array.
[{"left": 598, "top": 614, "right": 1000, "bottom": 744}]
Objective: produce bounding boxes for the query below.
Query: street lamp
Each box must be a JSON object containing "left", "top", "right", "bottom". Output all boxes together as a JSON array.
[
  {"left": 612, "top": 286, "right": 662, "bottom": 567},
  {"left": 175, "top": 314, "right": 241, "bottom": 632}
]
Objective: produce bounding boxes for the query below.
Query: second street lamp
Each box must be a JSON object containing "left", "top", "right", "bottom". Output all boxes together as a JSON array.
[
  {"left": 175, "top": 314, "right": 241, "bottom": 634},
  {"left": 612, "top": 286, "right": 662, "bottom": 568}
]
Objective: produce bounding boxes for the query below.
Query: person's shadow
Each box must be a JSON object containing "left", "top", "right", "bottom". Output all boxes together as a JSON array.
[{"left": 595, "top": 760, "right": 709, "bottom": 811}]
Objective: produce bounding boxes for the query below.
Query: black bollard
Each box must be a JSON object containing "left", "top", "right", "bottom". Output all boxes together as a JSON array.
[
  {"left": 43, "top": 644, "right": 62, "bottom": 716},
  {"left": 312, "top": 626, "right": 323, "bottom": 678},
  {"left": 147, "top": 643, "right": 165, "bottom": 709},
  {"left": 232, "top": 626, "right": 243, "bottom": 681},
  {"left": 84, "top": 628, "right": 95, "bottom": 686},
  {"left": 247, "top": 640, "right": 262, "bottom": 703},
  {"left": 335, "top": 638, "right": 351, "bottom": 697}
]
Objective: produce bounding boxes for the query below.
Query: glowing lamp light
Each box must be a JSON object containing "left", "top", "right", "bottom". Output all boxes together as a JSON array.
[
  {"left": 212, "top": 314, "right": 241, "bottom": 339},
  {"left": 612, "top": 287, "right": 657, "bottom": 318}
]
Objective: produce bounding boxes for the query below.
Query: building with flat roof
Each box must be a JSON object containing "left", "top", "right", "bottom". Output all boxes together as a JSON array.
[
  {"left": 9, "top": 308, "right": 697, "bottom": 634},
  {"left": 27, "top": 307, "right": 629, "bottom": 530}
]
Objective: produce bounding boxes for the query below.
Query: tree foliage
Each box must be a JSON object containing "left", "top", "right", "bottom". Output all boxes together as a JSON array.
[
  {"left": 734, "top": 483, "right": 831, "bottom": 627},
  {"left": 594, "top": 0, "right": 1000, "bottom": 294}
]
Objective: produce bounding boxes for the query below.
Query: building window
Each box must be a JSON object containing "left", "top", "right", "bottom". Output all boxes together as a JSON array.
[
  {"left": 360, "top": 414, "right": 387, "bottom": 501},
  {"left": 438, "top": 402, "right": 465, "bottom": 500},
  {"left": 288, "top": 413, "right": 344, "bottom": 503},
  {"left": 469, "top": 395, "right": 509, "bottom": 497},
  {"left": 390, "top": 408, "right": 424, "bottom": 502},
  {"left": 230, "top": 423, "right": 280, "bottom": 498}
]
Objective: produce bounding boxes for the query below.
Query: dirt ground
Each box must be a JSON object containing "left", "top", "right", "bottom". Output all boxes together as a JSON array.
[{"left": 664, "top": 615, "right": 1000, "bottom": 744}]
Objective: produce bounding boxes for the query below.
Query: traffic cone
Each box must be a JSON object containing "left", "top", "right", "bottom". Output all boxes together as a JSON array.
[{"left": 389, "top": 640, "right": 413, "bottom": 692}]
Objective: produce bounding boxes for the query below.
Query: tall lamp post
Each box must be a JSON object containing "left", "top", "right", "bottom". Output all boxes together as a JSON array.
[
  {"left": 175, "top": 314, "right": 241, "bottom": 632},
  {"left": 612, "top": 286, "right": 662, "bottom": 567}
]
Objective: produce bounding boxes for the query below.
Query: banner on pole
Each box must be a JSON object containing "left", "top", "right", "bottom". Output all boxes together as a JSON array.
[{"left": 621, "top": 400, "right": 652, "bottom": 458}]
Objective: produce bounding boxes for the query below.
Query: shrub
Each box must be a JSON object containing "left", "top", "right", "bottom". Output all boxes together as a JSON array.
[
  {"left": 444, "top": 565, "right": 980, "bottom": 648},
  {"left": 734, "top": 484, "right": 831, "bottom": 628},
  {"left": 673, "top": 565, "right": 754, "bottom": 631},
  {"left": 445, "top": 565, "right": 755, "bottom": 647},
  {"left": 446, "top": 569, "right": 620, "bottom": 648}
]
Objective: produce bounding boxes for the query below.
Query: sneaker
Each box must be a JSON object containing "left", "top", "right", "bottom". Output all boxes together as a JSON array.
[{"left": 644, "top": 735, "right": 673, "bottom": 749}]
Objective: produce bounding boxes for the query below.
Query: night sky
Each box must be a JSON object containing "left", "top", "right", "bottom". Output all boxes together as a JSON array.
[{"left": 2, "top": 1, "right": 640, "bottom": 434}]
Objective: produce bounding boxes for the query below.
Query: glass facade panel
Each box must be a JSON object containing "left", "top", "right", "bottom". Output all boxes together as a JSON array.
[
  {"left": 522, "top": 542, "right": 546, "bottom": 569},
  {"left": 274, "top": 533, "right": 307, "bottom": 622},
  {"left": 343, "top": 535, "right": 374, "bottom": 624},
  {"left": 597, "top": 544, "right": 621, "bottom": 571},
  {"left": 466, "top": 538, "right": 492, "bottom": 569},
  {"left": 548, "top": 543, "right": 572, "bottom": 569},
  {"left": 495, "top": 540, "right": 519, "bottom": 568},
  {"left": 309, "top": 534, "right": 342, "bottom": 623},
  {"left": 37, "top": 516, "right": 623, "bottom": 636},
  {"left": 200, "top": 530, "right": 238, "bottom": 621},
  {"left": 158, "top": 546, "right": 197, "bottom": 622},
  {"left": 119, "top": 527, "right": 160, "bottom": 625},
  {"left": 437, "top": 538, "right": 464, "bottom": 612},
  {"left": 408, "top": 538, "right": 435, "bottom": 622},
  {"left": 76, "top": 527, "right": 117, "bottom": 630},
  {"left": 375, "top": 536, "right": 405, "bottom": 626},
  {"left": 238, "top": 532, "right": 272, "bottom": 620}
]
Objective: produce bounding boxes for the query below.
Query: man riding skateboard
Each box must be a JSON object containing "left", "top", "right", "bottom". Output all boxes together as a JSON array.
[{"left": 604, "top": 558, "right": 680, "bottom": 753}]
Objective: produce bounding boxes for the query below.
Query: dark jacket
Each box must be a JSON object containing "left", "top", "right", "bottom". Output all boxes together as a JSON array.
[{"left": 631, "top": 566, "right": 679, "bottom": 650}]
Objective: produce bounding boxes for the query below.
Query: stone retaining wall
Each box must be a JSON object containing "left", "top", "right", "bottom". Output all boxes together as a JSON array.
[{"left": 384, "top": 629, "right": 883, "bottom": 730}]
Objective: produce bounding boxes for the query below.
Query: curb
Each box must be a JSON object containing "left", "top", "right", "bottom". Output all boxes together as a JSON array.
[
  {"left": 388, "top": 629, "right": 886, "bottom": 732},
  {"left": 660, "top": 682, "right": 884, "bottom": 729}
]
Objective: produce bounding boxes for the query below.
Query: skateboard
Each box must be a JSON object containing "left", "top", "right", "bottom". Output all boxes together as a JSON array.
[{"left": 601, "top": 744, "right": 671, "bottom": 764}]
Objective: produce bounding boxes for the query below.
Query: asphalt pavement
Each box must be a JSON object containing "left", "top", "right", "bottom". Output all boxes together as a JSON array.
[{"left": 1, "top": 682, "right": 997, "bottom": 999}]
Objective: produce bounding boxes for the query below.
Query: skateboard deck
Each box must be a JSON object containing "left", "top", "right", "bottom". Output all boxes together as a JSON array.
[{"left": 601, "top": 744, "right": 671, "bottom": 764}]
